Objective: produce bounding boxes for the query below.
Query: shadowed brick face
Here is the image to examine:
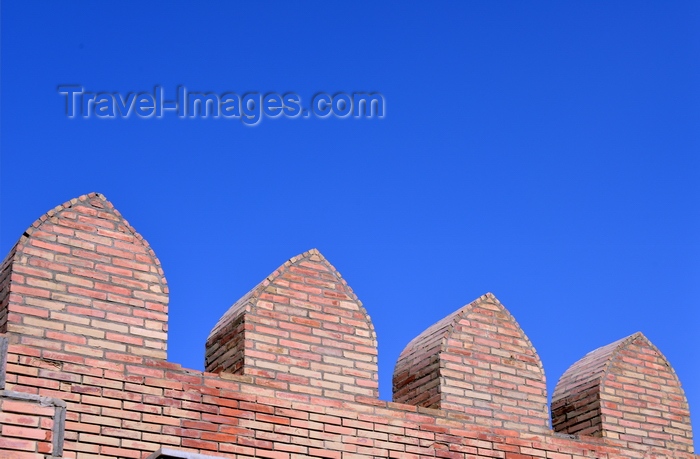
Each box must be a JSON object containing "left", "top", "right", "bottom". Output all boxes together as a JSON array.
[
  {"left": 0, "top": 194, "right": 696, "bottom": 459},
  {"left": 205, "top": 250, "right": 378, "bottom": 402}
]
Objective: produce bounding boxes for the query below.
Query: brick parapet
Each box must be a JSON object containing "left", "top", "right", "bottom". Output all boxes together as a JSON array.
[
  {"left": 393, "top": 293, "right": 550, "bottom": 433},
  {"left": 552, "top": 332, "right": 694, "bottom": 453},
  {"left": 0, "top": 193, "right": 169, "bottom": 362},
  {"left": 205, "top": 249, "right": 379, "bottom": 402},
  {"left": 0, "top": 193, "right": 696, "bottom": 459}
]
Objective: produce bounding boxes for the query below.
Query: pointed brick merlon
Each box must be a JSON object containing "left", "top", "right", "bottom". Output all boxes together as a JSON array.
[
  {"left": 552, "top": 332, "right": 694, "bottom": 453},
  {"left": 205, "top": 249, "right": 379, "bottom": 401},
  {"left": 393, "top": 293, "right": 550, "bottom": 432},
  {"left": 0, "top": 193, "right": 168, "bottom": 362}
]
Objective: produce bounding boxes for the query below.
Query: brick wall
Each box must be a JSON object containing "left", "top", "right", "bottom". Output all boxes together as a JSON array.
[
  {"left": 0, "top": 388, "right": 66, "bottom": 459},
  {"left": 0, "top": 193, "right": 696, "bottom": 459},
  {"left": 0, "top": 335, "right": 66, "bottom": 459}
]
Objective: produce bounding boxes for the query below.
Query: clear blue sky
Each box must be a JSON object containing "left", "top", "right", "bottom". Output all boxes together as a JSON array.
[{"left": 1, "top": 1, "right": 698, "bottom": 446}]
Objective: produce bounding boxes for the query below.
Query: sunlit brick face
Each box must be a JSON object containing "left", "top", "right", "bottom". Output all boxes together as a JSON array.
[
  {"left": 0, "top": 193, "right": 168, "bottom": 362},
  {"left": 394, "top": 294, "right": 549, "bottom": 433},
  {"left": 206, "top": 249, "right": 378, "bottom": 401}
]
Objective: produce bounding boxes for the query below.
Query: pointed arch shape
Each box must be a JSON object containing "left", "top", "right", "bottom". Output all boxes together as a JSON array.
[
  {"left": 205, "top": 249, "right": 378, "bottom": 400},
  {"left": 0, "top": 193, "right": 169, "bottom": 361},
  {"left": 393, "top": 293, "right": 549, "bottom": 432},
  {"left": 552, "top": 332, "right": 693, "bottom": 453}
]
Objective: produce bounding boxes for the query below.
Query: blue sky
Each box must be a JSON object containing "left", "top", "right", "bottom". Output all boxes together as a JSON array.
[{"left": 1, "top": 1, "right": 698, "bottom": 445}]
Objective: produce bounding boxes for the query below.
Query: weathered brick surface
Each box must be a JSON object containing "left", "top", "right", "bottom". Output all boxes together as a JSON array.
[
  {"left": 0, "top": 391, "right": 63, "bottom": 459},
  {"left": 0, "top": 396, "right": 55, "bottom": 458},
  {"left": 393, "top": 294, "right": 549, "bottom": 433},
  {"left": 0, "top": 194, "right": 696, "bottom": 459},
  {"left": 552, "top": 332, "right": 694, "bottom": 453},
  {"left": 0, "top": 347, "right": 66, "bottom": 459},
  {"left": 206, "top": 249, "right": 378, "bottom": 402}
]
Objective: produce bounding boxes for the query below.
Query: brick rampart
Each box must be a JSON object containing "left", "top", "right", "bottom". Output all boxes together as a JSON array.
[{"left": 0, "top": 194, "right": 695, "bottom": 459}]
